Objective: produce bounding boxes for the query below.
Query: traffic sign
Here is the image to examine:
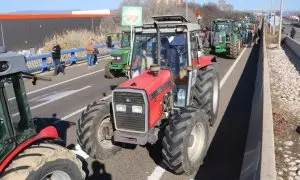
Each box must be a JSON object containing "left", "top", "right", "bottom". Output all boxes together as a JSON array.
[{"left": 121, "top": 6, "right": 143, "bottom": 26}]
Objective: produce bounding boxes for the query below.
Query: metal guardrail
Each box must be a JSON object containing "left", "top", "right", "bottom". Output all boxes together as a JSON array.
[{"left": 24, "top": 42, "right": 120, "bottom": 73}]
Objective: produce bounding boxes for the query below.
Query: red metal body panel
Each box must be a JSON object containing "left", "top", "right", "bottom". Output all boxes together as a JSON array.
[
  {"left": 0, "top": 126, "right": 60, "bottom": 173},
  {"left": 118, "top": 69, "right": 173, "bottom": 129},
  {"left": 192, "top": 55, "right": 215, "bottom": 68}
]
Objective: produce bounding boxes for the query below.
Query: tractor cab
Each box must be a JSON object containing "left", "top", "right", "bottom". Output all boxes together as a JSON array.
[
  {"left": 128, "top": 15, "right": 205, "bottom": 107},
  {"left": 105, "top": 30, "right": 132, "bottom": 79},
  {"left": 0, "top": 51, "right": 36, "bottom": 163},
  {"left": 211, "top": 19, "right": 236, "bottom": 46}
]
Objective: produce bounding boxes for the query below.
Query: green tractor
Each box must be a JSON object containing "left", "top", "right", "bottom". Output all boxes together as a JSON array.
[
  {"left": 210, "top": 19, "right": 241, "bottom": 59},
  {"left": 105, "top": 30, "right": 132, "bottom": 79}
]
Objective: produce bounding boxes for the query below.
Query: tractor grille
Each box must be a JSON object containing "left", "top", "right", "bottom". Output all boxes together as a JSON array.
[
  {"left": 111, "top": 55, "right": 123, "bottom": 64},
  {"left": 113, "top": 91, "right": 147, "bottom": 133}
]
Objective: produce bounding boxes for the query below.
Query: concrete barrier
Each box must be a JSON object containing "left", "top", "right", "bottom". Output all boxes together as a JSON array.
[
  {"left": 284, "top": 36, "right": 300, "bottom": 57},
  {"left": 240, "top": 22, "right": 277, "bottom": 180}
]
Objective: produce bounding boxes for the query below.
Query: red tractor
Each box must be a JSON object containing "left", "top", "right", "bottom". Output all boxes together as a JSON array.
[
  {"left": 0, "top": 48, "right": 85, "bottom": 180},
  {"left": 77, "top": 15, "right": 220, "bottom": 175}
]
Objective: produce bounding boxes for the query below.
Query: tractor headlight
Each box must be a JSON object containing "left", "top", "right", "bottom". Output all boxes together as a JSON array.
[
  {"left": 116, "top": 104, "right": 126, "bottom": 112},
  {"left": 111, "top": 56, "right": 116, "bottom": 60},
  {"left": 116, "top": 56, "right": 121, "bottom": 60},
  {"left": 132, "top": 105, "right": 143, "bottom": 114}
]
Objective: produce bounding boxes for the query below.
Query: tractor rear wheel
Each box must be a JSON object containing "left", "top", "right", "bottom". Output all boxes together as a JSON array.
[
  {"left": 0, "top": 143, "right": 85, "bottom": 180},
  {"left": 104, "top": 62, "right": 115, "bottom": 79},
  {"left": 162, "top": 107, "right": 209, "bottom": 175},
  {"left": 203, "top": 40, "right": 211, "bottom": 55},
  {"left": 230, "top": 39, "right": 238, "bottom": 59},
  {"left": 77, "top": 101, "right": 121, "bottom": 160},
  {"left": 193, "top": 63, "right": 220, "bottom": 126}
]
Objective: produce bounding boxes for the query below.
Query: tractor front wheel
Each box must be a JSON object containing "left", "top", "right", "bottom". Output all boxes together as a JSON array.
[
  {"left": 104, "top": 62, "right": 115, "bottom": 79},
  {"left": 77, "top": 101, "right": 121, "bottom": 160},
  {"left": 193, "top": 63, "right": 220, "bottom": 126},
  {"left": 162, "top": 107, "right": 209, "bottom": 175},
  {"left": 0, "top": 143, "right": 85, "bottom": 180}
]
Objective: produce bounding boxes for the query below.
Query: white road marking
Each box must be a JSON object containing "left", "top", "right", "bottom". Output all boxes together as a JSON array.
[
  {"left": 8, "top": 69, "right": 104, "bottom": 101},
  {"left": 147, "top": 166, "right": 166, "bottom": 180},
  {"left": 148, "top": 48, "right": 247, "bottom": 179},
  {"left": 220, "top": 48, "right": 247, "bottom": 88},
  {"left": 71, "top": 144, "right": 89, "bottom": 159},
  {"left": 61, "top": 107, "right": 86, "bottom": 120},
  {"left": 12, "top": 86, "right": 91, "bottom": 117}
]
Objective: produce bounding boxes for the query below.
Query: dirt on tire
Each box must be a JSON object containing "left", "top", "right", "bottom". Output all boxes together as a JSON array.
[
  {"left": 162, "top": 107, "right": 209, "bottom": 175},
  {"left": 77, "top": 101, "right": 121, "bottom": 160},
  {"left": 104, "top": 62, "right": 115, "bottom": 79},
  {"left": 192, "top": 62, "right": 220, "bottom": 126},
  {"left": 0, "top": 143, "right": 85, "bottom": 180}
]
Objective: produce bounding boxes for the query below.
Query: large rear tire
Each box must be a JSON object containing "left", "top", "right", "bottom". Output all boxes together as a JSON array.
[
  {"left": 192, "top": 63, "right": 220, "bottom": 126},
  {"left": 104, "top": 62, "right": 115, "bottom": 79},
  {"left": 77, "top": 101, "right": 121, "bottom": 160},
  {"left": 0, "top": 143, "right": 85, "bottom": 180},
  {"left": 230, "top": 39, "right": 238, "bottom": 59},
  {"left": 162, "top": 107, "right": 209, "bottom": 175}
]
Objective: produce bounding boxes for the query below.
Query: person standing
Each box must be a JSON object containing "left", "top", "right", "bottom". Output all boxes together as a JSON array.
[
  {"left": 247, "top": 30, "right": 253, "bottom": 47},
  {"left": 93, "top": 40, "right": 99, "bottom": 65},
  {"left": 291, "top": 27, "right": 296, "bottom": 39},
  {"left": 86, "top": 39, "right": 95, "bottom": 69},
  {"left": 51, "top": 42, "right": 64, "bottom": 76}
]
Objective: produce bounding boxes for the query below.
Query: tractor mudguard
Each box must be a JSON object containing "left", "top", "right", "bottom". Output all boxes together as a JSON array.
[
  {"left": 0, "top": 126, "right": 60, "bottom": 173},
  {"left": 193, "top": 56, "right": 216, "bottom": 68}
]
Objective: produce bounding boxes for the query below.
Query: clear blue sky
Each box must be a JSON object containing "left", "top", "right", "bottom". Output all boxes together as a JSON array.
[{"left": 0, "top": 0, "right": 299, "bottom": 13}]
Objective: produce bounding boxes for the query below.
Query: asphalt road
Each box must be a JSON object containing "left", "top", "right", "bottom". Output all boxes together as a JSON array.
[{"left": 17, "top": 45, "right": 258, "bottom": 180}]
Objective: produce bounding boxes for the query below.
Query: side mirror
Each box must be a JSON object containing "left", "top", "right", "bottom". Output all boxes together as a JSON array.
[{"left": 124, "top": 65, "right": 130, "bottom": 70}]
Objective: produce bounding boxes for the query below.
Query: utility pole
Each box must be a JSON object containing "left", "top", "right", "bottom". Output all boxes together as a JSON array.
[
  {"left": 91, "top": 17, "right": 94, "bottom": 33},
  {"left": 0, "top": 22, "right": 4, "bottom": 47},
  {"left": 278, "top": 0, "right": 283, "bottom": 47},
  {"left": 273, "top": 6, "right": 276, "bottom": 35},
  {"left": 270, "top": 0, "right": 273, "bottom": 33},
  {"left": 186, "top": 0, "right": 188, "bottom": 19}
]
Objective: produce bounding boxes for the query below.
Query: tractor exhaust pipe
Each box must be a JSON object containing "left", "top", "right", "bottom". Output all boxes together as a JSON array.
[{"left": 154, "top": 21, "right": 161, "bottom": 67}]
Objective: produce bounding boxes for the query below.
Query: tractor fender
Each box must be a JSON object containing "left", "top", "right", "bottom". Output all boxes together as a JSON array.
[
  {"left": 0, "top": 126, "right": 60, "bottom": 173},
  {"left": 193, "top": 56, "right": 216, "bottom": 69}
]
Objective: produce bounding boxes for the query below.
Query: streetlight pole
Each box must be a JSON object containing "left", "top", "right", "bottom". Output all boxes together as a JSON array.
[
  {"left": 0, "top": 22, "right": 5, "bottom": 47},
  {"left": 278, "top": 0, "right": 283, "bottom": 47}
]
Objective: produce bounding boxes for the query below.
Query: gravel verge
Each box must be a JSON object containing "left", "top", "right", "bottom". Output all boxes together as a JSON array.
[{"left": 267, "top": 45, "right": 300, "bottom": 180}]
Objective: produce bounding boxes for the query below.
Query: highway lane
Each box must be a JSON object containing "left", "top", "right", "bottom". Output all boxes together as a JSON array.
[{"left": 16, "top": 46, "right": 256, "bottom": 180}]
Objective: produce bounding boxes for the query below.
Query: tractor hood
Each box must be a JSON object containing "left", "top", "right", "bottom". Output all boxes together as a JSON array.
[
  {"left": 116, "top": 69, "right": 173, "bottom": 99},
  {"left": 111, "top": 47, "right": 130, "bottom": 56}
]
